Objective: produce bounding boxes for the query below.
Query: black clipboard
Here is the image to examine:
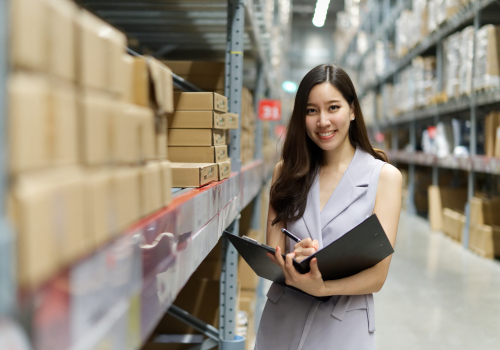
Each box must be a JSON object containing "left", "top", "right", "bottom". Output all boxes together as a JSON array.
[{"left": 225, "top": 214, "right": 394, "bottom": 285}]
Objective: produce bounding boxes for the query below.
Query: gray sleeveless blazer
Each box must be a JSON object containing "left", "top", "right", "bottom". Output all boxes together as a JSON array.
[{"left": 255, "top": 148, "right": 386, "bottom": 350}]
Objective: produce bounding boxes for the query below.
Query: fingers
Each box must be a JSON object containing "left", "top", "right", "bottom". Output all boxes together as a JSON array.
[
  {"left": 310, "top": 258, "right": 322, "bottom": 279},
  {"left": 312, "top": 240, "right": 319, "bottom": 250},
  {"left": 295, "top": 238, "right": 312, "bottom": 250}
]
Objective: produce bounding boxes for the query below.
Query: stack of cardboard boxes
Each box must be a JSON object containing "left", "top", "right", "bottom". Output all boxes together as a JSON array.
[
  {"left": 469, "top": 196, "right": 500, "bottom": 259},
  {"left": 168, "top": 92, "right": 237, "bottom": 187},
  {"left": 241, "top": 87, "right": 257, "bottom": 165},
  {"left": 428, "top": 185, "right": 467, "bottom": 241},
  {"left": 8, "top": 0, "right": 174, "bottom": 290},
  {"left": 484, "top": 111, "right": 500, "bottom": 158}
]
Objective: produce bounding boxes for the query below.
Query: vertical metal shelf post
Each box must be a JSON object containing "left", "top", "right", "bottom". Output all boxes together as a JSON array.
[
  {"left": 220, "top": 0, "right": 245, "bottom": 348},
  {"left": 0, "top": 0, "right": 15, "bottom": 317},
  {"left": 433, "top": 38, "right": 444, "bottom": 187},
  {"left": 407, "top": 119, "right": 417, "bottom": 214},
  {"left": 463, "top": 4, "right": 481, "bottom": 249}
]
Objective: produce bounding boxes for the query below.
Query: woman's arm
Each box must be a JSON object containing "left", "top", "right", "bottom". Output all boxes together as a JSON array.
[
  {"left": 320, "top": 163, "right": 402, "bottom": 296},
  {"left": 266, "top": 161, "right": 286, "bottom": 253},
  {"left": 272, "top": 163, "right": 402, "bottom": 297}
]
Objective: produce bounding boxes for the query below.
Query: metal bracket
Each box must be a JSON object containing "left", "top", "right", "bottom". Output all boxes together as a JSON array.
[{"left": 167, "top": 305, "right": 220, "bottom": 342}]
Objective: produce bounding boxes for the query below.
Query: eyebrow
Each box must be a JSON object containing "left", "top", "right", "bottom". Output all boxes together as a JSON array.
[{"left": 306, "top": 99, "right": 341, "bottom": 106}]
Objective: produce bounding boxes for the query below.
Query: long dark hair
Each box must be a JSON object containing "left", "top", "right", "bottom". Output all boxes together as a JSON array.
[{"left": 270, "top": 64, "right": 387, "bottom": 226}]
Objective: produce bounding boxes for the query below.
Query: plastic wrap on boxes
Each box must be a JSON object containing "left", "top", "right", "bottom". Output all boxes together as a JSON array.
[
  {"left": 428, "top": 0, "right": 438, "bottom": 33},
  {"left": 459, "top": 26, "right": 474, "bottom": 96},
  {"left": 474, "top": 25, "right": 500, "bottom": 91},
  {"left": 444, "top": 32, "right": 461, "bottom": 99}
]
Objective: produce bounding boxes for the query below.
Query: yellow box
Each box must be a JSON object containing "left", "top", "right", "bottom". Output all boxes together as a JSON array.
[
  {"left": 8, "top": 73, "right": 50, "bottom": 173},
  {"left": 171, "top": 163, "right": 217, "bottom": 188},
  {"left": 47, "top": 0, "right": 77, "bottom": 81}
]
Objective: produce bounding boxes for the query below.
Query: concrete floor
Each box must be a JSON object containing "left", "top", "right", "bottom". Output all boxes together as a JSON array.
[{"left": 375, "top": 211, "right": 500, "bottom": 350}]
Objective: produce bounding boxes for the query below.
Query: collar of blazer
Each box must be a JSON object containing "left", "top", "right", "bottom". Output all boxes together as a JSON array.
[{"left": 302, "top": 148, "right": 377, "bottom": 247}]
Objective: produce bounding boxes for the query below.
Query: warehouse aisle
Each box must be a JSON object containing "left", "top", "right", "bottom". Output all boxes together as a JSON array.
[{"left": 376, "top": 211, "right": 500, "bottom": 350}]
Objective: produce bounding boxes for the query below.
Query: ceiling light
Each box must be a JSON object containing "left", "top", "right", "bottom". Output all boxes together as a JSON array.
[{"left": 312, "top": 0, "right": 331, "bottom": 27}]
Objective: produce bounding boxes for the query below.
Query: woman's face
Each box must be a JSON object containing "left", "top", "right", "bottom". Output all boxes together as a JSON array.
[{"left": 304, "top": 82, "right": 354, "bottom": 151}]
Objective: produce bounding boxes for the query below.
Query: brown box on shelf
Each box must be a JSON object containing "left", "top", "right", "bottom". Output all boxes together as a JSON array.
[
  {"left": 148, "top": 57, "right": 174, "bottom": 114},
  {"left": 132, "top": 56, "right": 150, "bottom": 107},
  {"left": 484, "top": 111, "right": 500, "bottom": 157},
  {"left": 11, "top": 0, "right": 48, "bottom": 71},
  {"left": 168, "top": 110, "right": 227, "bottom": 129},
  {"left": 160, "top": 161, "right": 173, "bottom": 207},
  {"left": 176, "top": 75, "right": 225, "bottom": 91},
  {"left": 168, "top": 129, "right": 225, "bottom": 146},
  {"left": 110, "top": 102, "right": 139, "bottom": 164},
  {"left": 226, "top": 113, "right": 239, "bottom": 129},
  {"left": 8, "top": 73, "right": 50, "bottom": 173},
  {"left": 470, "top": 196, "right": 500, "bottom": 226},
  {"left": 218, "top": 160, "right": 231, "bottom": 180},
  {"left": 495, "top": 126, "right": 500, "bottom": 158},
  {"left": 161, "top": 63, "right": 174, "bottom": 114},
  {"left": 121, "top": 55, "right": 135, "bottom": 104},
  {"left": 9, "top": 172, "right": 59, "bottom": 289},
  {"left": 171, "top": 163, "right": 217, "bottom": 188},
  {"left": 103, "top": 27, "right": 127, "bottom": 97},
  {"left": 112, "top": 167, "right": 140, "bottom": 230},
  {"left": 173, "top": 92, "right": 227, "bottom": 113},
  {"left": 469, "top": 224, "right": 500, "bottom": 259},
  {"left": 163, "top": 61, "right": 225, "bottom": 76},
  {"left": 238, "top": 256, "right": 259, "bottom": 291},
  {"left": 442, "top": 208, "right": 466, "bottom": 242},
  {"left": 78, "top": 92, "right": 110, "bottom": 165},
  {"left": 168, "top": 145, "right": 228, "bottom": 163},
  {"left": 428, "top": 186, "right": 468, "bottom": 230},
  {"left": 47, "top": 0, "right": 77, "bottom": 81},
  {"left": 76, "top": 9, "right": 107, "bottom": 90},
  {"left": 139, "top": 162, "right": 163, "bottom": 217},
  {"left": 83, "top": 169, "right": 113, "bottom": 248},
  {"left": 48, "top": 79, "right": 78, "bottom": 165},
  {"left": 137, "top": 106, "right": 156, "bottom": 161},
  {"left": 156, "top": 117, "right": 168, "bottom": 160}
]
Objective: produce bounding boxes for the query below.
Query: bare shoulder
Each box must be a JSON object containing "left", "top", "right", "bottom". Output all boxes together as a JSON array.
[{"left": 379, "top": 163, "right": 402, "bottom": 188}]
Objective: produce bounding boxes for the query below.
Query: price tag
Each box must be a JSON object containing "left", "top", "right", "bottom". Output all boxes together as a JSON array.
[{"left": 258, "top": 100, "right": 282, "bottom": 121}]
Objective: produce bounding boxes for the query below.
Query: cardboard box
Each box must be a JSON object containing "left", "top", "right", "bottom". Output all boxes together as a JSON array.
[
  {"left": 48, "top": 80, "right": 78, "bottom": 165},
  {"left": 112, "top": 167, "right": 140, "bottom": 230},
  {"left": 217, "top": 160, "right": 231, "bottom": 180},
  {"left": 148, "top": 57, "right": 173, "bottom": 114},
  {"left": 485, "top": 111, "right": 500, "bottom": 157},
  {"left": 137, "top": 106, "right": 156, "bottom": 161},
  {"left": 168, "top": 145, "right": 228, "bottom": 163},
  {"left": 238, "top": 256, "right": 259, "bottom": 290},
  {"left": 175, "top": 75, "right": 225, "bottom": 91},
  {"left": 428, "top": 185, "right": 468, "bottom": 230},
  {"left": 226, "top": 129, "right": 232, "bottom": 145},
  {"left": 162, "top": 61, "right": 225, "bottom": 76},
  {"left": 47, "top": 0, "right": 77, "bottom": 81},
  {"left": 8, "top": 73, "right": 50, "bottom": 173},
  {"left": 111, "top": 102, "right": 140, "bottom": 164},
  {"left": 121, "top": 55, "right": 135, "bottom": 104},
  {"left": 226, "top": 113, "right": 239, "bottom": 129},
  {"left": 161, "top": 63, "right": 174, "bottom": 114},
  {"left": 133, "top": 56, "right": 150, "bottom": 107},
  {"left": 102, "top": 27, "right": 127, "bottom": 96},
  {"left": 78, "top": 93, "right": 110, "bottom": 165},
  {"left": 469, "top": 224, "right": 500, "bottom": 259},
  {"left": 83, "top": 169, "right": 113, "bottom": 248},
  {"left": 10, "top": 172, "right": 59, "bottom": 289},
  {"left": 442, "top": 208, "right": 466, "bottom": 241},
  {"left": 76, "top": 10, "right": 107, "bottom": 90},
  {"left": 171, "top": 163, "right": 217, "bottom": 188},
  {"left": 160, "top": 161, "right": 173, "bottom": 207},
  {"left": 174, "top": 92, "right": 227, "bottom": 113},
  {"left": 168, "top": 129, "right": 225, "bottom": 146},
  {"left": 140, "top": 162, "right": 163, "bottom": 217},
  {"left": 168, "top": 111, "right": 227, "bottom": 129},
  {"left": 470, "top": 196, "right": 500, "bottom": 226},
  {"left": 156, "top": 117, "right": 168, "bottom": 160},
  {"left": 11, "top": 0, "right": 49, "bottom": 71},
  {"left": 495, "top": 126, "right": 500, "bottom": 158}
]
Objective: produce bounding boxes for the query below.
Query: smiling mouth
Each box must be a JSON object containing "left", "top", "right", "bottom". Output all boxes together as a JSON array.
[{"left": 317, "top": 130, "right": 337, "bottom": 139}]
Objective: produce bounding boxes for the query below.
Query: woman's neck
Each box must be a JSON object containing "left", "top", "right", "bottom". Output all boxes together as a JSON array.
[{"left": 322, "top": 138, "right": 356, "bottom": 172}]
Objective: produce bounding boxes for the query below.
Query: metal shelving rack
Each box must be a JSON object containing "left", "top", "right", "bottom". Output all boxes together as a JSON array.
[
  {"left": 1, "top": 0, "right": 280, "bottom": 349},
  {"left": 341, "top": 0, "right": 500, "bottom": 248}
]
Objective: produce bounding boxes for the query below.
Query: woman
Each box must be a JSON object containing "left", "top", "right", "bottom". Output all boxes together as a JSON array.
[{"left": 256, "top": 64, "right": 402, "bottom": 350}]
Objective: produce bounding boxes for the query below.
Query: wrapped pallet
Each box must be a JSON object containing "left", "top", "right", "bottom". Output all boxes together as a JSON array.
[{"left": 474, "top": 25, "right": 500, "bottom": 91}]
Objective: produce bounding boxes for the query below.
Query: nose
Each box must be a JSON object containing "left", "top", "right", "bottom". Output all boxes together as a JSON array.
[{"left": 317, "top": 111, "right": 330, "bottom": 128}]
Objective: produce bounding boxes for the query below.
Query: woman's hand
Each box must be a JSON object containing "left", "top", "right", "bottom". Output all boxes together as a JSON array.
[
  {"left": 293, "top": 238, "right": 319, "bottom": 262},
  {"left": 267, "top": 246, "right": 326, "bottom": 297}
]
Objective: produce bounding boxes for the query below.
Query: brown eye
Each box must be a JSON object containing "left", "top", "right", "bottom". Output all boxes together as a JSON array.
[
  {"left": 329, "top": 105, "right": 339, "bottom": 111},
  {"left": 307, "top": 108, "right": 316, "bottom": 114}
]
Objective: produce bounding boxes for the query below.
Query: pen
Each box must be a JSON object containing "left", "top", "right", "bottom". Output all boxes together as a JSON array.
[{"left": 281, "top": 228, "right": 301, "bottom": 243}]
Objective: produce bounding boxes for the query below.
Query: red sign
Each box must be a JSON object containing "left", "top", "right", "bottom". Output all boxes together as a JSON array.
[{"left": 258, "top": 99, "right": 282, "bottom": 121}]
